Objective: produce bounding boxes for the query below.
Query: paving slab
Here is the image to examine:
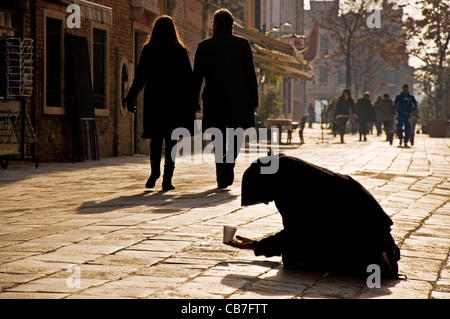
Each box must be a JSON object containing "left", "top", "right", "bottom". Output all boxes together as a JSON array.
[{"left": 0, "top": 128, "right": 449, "bottom": 298}]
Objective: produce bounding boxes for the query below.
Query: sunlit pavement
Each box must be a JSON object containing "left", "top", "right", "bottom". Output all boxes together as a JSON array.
[{"left": 0, "top": 125, "right": 449, "bottom": 299}]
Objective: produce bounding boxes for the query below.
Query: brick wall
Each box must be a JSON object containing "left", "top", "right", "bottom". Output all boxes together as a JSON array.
[
  {"left": 33, "top": 1, "right": 73, "bottom": 162},
  {"left": 30, "top": 0, "right": 136, "bottom": 162},
  {"left": 22, "top": 0, "right": 206, "bottom": 162},
  {"left": 170, "top": 0, "right": 204, "bottom": 63}
]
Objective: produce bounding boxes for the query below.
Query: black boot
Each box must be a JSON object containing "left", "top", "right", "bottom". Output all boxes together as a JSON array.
[
  {"left": 145, "top": 161, "right": 160, "bottom": 189},
  {"left": 225, "top": 163, "right": 235, "bottom": 187},
  {"left": 162, "top": 164, "right": 175, "bottom": 191},
  {"left": 216, "top": 163, "right": 228, "bottom": 188}
]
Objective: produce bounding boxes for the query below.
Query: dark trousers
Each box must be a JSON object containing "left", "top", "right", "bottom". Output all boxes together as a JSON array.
[
  {"left": 336, "top": 117, "right": 348, "bottom": 142},
  {"left": 383, "top": 120, "right": 393, "bottom": 142},
  {"left": 150, "top": 134, "right": 177, "bottom": 173},
  {"left": 212, "top": 128, "right": 244, "bottom": 186},
  {"left": 358, "top": 120, "right": 368, "bottom": 136}
]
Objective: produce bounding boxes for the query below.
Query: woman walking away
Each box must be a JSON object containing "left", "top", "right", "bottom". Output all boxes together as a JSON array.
[
  {"left": 380, "top": 94, "right": 395, "bottom": 145},
  {"left": 126, "top": 16, "right": 197, "bottom": 191},
  {"left": 334, "top": 89, "right": 355, "bottom": 143},
  {"left": 355, "top": 92, "right": 376, "bottom": 142}
]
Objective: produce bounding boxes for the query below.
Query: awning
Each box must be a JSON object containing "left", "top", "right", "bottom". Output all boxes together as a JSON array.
[
  {"left": 233, "top": 24, "right": 314, "bottom": 81},
  {"left": 74, "top": 0, "right": 113, "bottom": 26}
]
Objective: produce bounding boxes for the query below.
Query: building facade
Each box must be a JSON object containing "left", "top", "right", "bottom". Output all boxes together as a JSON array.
[
  {"left": 0, "top": 0, "right": 206, "bottom": 163},
  {"left": 250, "top": 0, "right": 309, "bottom": 121},
  {"left": 303, "top": 0, "right": 414, "bottom": 120}
]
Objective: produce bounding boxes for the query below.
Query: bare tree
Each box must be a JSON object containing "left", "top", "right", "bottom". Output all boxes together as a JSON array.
[
  {"left": 403, "top": 0, "right": 450, "bottom": 119},
  {"left": 318, "top": 0, "right": 407, "bottom": 96}
]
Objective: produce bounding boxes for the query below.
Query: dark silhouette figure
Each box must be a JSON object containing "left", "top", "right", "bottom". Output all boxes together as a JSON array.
[
  {"left": 334, "top": 89, "right": 355, "bottom": 143},
  {"left": 308, "top": 103, "right": 315, "bottom": 128},
  {"left": 374, "top": 96, "right": 383, "bottom": 136},
  {"left": 226, "top": 154, "right": 402, "bottom": 278},
  {"left": 193, "top": 8, "right": 258, "bottom": 189},
  {"left": 380, "top": 94, "right": 395, "bottom": 145},
  {"left": 355, "top": 92, "right": 376, "bottom": 142},
  {"left": 126, "top": 16, "right": 197, "bottom": 191},
  {"left": 298, "top": 115, "right": 308, "bottom": 144}
]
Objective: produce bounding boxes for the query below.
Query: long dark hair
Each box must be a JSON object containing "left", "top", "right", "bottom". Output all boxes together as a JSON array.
[
  {"left": 341, "top": 89, "right": 351, "bottom": 99},
  {"left": 145, "top": 15, "right": 184, "bottom": 48}
]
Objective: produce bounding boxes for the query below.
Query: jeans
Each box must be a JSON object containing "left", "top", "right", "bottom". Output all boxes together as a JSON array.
[{"left": 397, "top": 114, "right": 411, "bottom": 144}]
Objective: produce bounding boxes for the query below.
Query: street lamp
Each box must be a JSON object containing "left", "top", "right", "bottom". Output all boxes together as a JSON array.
[
  {"left": 265, "top": 22, "right": 306, "bottom": 50},
  {"left": 265, "top": 22, "right": 295, "bottom": 38}
]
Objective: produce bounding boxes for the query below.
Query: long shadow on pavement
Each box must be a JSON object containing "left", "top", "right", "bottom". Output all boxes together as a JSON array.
[
  {"left": 220, "top": 261, "right": 401, "bottom": 298},
  {"left": 77, "top": 188, "right": 238, "bottom": 215}
]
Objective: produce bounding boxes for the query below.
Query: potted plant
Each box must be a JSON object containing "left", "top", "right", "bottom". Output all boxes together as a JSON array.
[{"left": 420, "top": 95, "right": 449, "bottom": 137}]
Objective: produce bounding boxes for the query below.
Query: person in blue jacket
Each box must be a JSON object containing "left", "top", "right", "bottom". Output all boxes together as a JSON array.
[{"left": 394, "top": 84, "right": 418, "bottom": 147}]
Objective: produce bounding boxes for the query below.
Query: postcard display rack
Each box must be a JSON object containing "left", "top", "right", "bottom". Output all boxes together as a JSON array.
[{"left": 0, "top": 36, "right": 38, "bottom": 168}]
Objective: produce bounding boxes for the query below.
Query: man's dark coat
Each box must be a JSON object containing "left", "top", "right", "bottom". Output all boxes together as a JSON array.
[{"left": 193, "top": 33, "right": 258, "bottom": 131}]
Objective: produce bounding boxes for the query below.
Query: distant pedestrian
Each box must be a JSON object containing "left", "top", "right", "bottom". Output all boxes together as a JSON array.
[
  {"left": 308, "top": 103, "right": 315, "bottom": 128},
  {"left": 225, "top": 153, "right": 403, "bottom": 279},
  {"left": 355, "top": 92, "right": 376, "bottom": 142},
  {"left": 394, "top": 84, "right": 418, "bottom": 148},
  {"left": 193, "top": 8, "right": 258, "bottom": 188},
  {"left": 334, "top": 89, "right": 356, "bottom": 143},
  {"left": 126, "top": 16, "right": 197, "bottom": 191},
  {"left": 374, "top": 96, "right": 383, "bottom": 136},
  {"left": 380, "top": 94, "right": 395, "bottom": 144},
  {"left": 325, "top": 96, "right": 338, "bottom": 130}
]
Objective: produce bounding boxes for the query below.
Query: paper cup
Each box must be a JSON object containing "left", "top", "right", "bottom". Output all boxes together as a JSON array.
[{"left": 223, "top": 226, "right": 237, "bottom": 243}]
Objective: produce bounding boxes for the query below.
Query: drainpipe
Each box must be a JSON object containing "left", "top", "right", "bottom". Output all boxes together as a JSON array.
[{"left": 114, "top": 46, "right": 120, "bottom": 157}]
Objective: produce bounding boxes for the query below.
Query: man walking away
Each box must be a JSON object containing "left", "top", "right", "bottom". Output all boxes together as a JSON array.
[
  {"left": 193, "top": 9, "right": 258, "bottom": 188},
  {"left": 394, "top": 84, "right": 418, "bottom": 148}
]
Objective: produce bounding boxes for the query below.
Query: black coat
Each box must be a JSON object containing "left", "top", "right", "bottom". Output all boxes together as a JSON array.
[
  {"left": 380, "top": 99, "right": 395, "bottom": 121},
  {"left": 334, "top": 96, "right": 355, "bottom": 117},
  {"left": 126, "top": 42, "right": 196, "bottom": 139},
  {"left": 193, "top": 33, "right": 258, "bottom": 131},
  {"left": 241, "top": 154, "right": 395, "bottom": 273},
  {"left": 356, "top": 98, "right": 376, "bottom": 123}
]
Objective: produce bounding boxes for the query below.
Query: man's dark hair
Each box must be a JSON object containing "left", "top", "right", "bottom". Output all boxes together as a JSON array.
[
  {"left": 383, "top": 93, "right": 390, "bottom": 98},
  {"left": 403, "top": 84, "right": 409, "bottom": 89},
  {"left": 213, "top": 8, "right": 234, "bottom": 35}
]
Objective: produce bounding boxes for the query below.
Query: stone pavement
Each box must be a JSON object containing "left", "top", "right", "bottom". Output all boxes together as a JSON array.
[{"left": 0, "top": 126, "right": 449, "bottom": 299}]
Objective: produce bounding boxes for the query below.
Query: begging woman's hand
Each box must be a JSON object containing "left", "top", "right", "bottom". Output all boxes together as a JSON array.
[{"left": 224, "top": 236, "right": 254, "bottom": 250}]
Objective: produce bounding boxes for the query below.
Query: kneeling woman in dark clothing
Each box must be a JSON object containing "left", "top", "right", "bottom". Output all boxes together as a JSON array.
[
  {"left": 226, "top": 154, "right": 402, "bottom": 278},
  {"left": 126, "top": 16, "right": 197, "bottom": 191}
]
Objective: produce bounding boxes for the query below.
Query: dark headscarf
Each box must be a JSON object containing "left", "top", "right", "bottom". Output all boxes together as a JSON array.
[{"left": 241, "top": 153, "right": 281, "bottom": 206}]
